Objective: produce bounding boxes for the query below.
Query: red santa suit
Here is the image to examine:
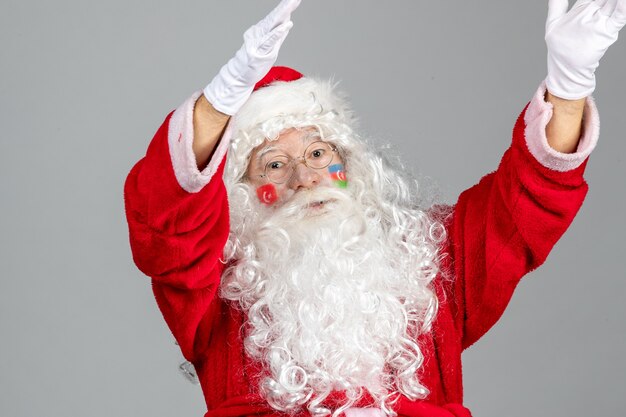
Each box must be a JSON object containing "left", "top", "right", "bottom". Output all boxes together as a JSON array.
[{"left": 123, "top": 82, "right": 599, "bottom": 417}]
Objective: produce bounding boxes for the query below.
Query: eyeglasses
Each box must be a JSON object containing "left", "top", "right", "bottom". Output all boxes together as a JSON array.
[{"left": 258, "top": 141, "right": 339, "bottom": 184}]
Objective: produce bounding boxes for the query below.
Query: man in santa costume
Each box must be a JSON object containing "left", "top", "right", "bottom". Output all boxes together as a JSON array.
[{"left": 124, "top": 1, "right": 625, "bottom": 416}]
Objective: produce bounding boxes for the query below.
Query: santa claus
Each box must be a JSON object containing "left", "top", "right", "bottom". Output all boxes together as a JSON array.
[{"left": 124, "top": 1, "right": 625, "bottom": 416}]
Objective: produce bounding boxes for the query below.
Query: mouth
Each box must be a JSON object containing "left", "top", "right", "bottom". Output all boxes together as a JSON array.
[{"left": 306, "top": 199, "right": 336, "bottom": 210}]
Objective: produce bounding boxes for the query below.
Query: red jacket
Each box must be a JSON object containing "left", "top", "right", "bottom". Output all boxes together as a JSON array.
[{"left": 124, "top": 85, "right": 598, "bottom": 417}]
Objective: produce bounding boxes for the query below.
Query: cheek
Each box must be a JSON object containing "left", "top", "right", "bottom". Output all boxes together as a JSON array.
[
  {"left": 256, "top": 183, "right": 279, "bottom": 206},
  {"left": 327, "top": 163, "right": 348, "bottom": 188}
]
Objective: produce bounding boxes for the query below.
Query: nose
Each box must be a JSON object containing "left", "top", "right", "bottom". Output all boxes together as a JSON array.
[{"left": 288, "top": 160, "right": 321, "bottom": 190}]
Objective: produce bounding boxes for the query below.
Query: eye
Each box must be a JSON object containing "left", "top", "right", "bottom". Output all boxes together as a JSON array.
[
  {"left": 309, "top": 148, "right": 325, "bottom": 159},
  {"left": 268, "top": 160, "right": 285, "bottom": 170}
]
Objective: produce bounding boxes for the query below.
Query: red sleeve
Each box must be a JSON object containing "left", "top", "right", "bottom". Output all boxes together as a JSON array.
[
  {"left": 123, "top": 112, "right": 230, "bottom": 362},
  {"left": 445, "top": 105, "right": 590, "bottom": 349}
]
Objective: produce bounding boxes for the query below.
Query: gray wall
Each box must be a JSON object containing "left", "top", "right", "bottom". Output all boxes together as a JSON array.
[{"left": 1, "top": 1, "right": 624, "bottom": 416}]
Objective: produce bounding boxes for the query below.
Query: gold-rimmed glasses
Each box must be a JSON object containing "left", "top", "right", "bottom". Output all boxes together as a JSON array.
[{"left": 258, "top": 141, "right": 339, "bottom": 184}]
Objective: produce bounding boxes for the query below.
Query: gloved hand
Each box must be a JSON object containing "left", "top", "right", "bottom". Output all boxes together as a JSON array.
[
  {"left": 203, "top": 0, "right": 301, "bottom": 115},
  {"left": 545, "top": 0, "right": 626, "bottom": 100}
]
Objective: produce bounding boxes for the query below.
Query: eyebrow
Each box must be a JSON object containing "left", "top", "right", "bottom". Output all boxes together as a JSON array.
[
  {"left": 254, "top": 131, "right": 323, "bottom": 163},
  {"left": 256, "top": 145, "right": 281, "bottom": 162},
  {"left": 301, "top": 131, "right": 321, "bottom": 144}
]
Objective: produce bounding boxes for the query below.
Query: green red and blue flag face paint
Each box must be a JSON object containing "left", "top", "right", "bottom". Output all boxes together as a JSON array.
[
  {"left": 256, "top": 183, "right": 278, "bottom": 205},
  {"left": 328, "top": 164, "right": 347, "bottom": 188}
]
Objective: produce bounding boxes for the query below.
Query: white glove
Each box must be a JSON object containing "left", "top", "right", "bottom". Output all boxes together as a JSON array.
[
  {"left": 203, "top": 0, "right": 301, "bottom": 115},
  {"left": 545, "top": 0, "right": 626, "bottom": 99}
]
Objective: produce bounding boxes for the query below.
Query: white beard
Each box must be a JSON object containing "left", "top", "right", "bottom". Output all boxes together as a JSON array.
[{"left": 221, "top": 185, "right": 439, "bottom": 416}]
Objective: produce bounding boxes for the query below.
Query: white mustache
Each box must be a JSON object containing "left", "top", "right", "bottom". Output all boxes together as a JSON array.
[{"left": 276, "top": 186, "right": 350, "bottom": 217}]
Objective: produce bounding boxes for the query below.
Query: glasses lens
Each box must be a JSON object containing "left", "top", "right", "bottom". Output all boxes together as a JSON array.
[
  {"left": 305, "top": 141, "right": 334, "bottom": 169},
  {"left": 265, "top": 155, "right": 291, "bottom": 184}
]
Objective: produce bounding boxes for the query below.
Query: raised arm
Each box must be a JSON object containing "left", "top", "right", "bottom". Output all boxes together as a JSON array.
[
  {"left": 545, "top": 93, "right": 585, "bottom": 153},
  {"left": 192, "top": 97, "right": 230, "bottom": 171},
  {"left": 544, "top": 0, "right": 626, "bottom": 152},
  {"left": 444, "top": 87, "right": 600, "bottom": 349},
  {"left": 442, "top": 0, "right": 626, "bottom": 348},
  {"left": 194, "top": 0, "right": 301, "bottom": 170},
  {"left": 124, "top": 0, "right": 301, "bottom": 362}
]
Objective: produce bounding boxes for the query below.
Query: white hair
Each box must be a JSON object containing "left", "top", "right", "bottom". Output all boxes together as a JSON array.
[{"left": 219, "top": 83, "right": 447, "bottom": 417}]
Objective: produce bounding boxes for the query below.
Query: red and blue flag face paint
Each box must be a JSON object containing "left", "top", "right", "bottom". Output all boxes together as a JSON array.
[
  {"left": 328, "top": 164, "right": 347, "bottom": 188},
  {"left": 256, "top": 183, "right": 278, "bottom": 205}
]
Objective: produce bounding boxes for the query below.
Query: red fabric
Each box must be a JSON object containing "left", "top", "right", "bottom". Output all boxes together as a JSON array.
[
  {"left": 254, "top": 66, "right": 304, "bottom": 91},
  {"left": 124, "top": 104, "right": 589, "bottom": 417}
]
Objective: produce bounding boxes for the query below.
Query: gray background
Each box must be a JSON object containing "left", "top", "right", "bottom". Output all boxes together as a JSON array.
[{"left": 1, "top": 1, "right": 625, "bottom": 416}]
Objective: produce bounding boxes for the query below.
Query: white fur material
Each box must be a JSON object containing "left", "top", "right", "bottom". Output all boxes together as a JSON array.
[
  {"left": 220, "top": 107, "right": 445, "bottom": 415},
  {"left": 232, "top": 77, "right": 351, "bottom": 134},
  {"left": 168, "top": 91, "right": 235, "bottom": 193},
  {"left": 524, "top": 81, "right": 600, "bottom": 172},
  {"left": 344, "top": 408, "right": 385, "bottom": 417}
]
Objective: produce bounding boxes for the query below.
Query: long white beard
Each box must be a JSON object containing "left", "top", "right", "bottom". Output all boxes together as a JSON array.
[{"left": 221, "top": 185, "right": 439, "bottom": 416}]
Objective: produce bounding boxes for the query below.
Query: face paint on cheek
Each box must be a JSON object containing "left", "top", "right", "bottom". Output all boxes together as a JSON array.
[
  {"left": 256, "top": 183, "right": 278, "bottom": 206},
  {"left": 328, "top": 164, "right": 348, "bottom": 188}
]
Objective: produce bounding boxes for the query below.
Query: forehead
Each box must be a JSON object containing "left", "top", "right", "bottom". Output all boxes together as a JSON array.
[{"left": 250, "top": 127, "right": 321, "bottom": 161}]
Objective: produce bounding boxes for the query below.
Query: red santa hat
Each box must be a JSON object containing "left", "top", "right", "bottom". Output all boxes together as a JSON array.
[{"left": 227, "top": 66, "right": 355, "bottom": 183}]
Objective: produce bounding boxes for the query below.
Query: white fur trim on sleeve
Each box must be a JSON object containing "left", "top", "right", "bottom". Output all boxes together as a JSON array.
[
  {"left": 344, "top": 408, "right": 385, "bottom": 417},
  {"left": 523, "top": 81, "right": 600, "bottom": 172},
  {"left": 167, "top": 90, "right": 234, "bottom": 193}
]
